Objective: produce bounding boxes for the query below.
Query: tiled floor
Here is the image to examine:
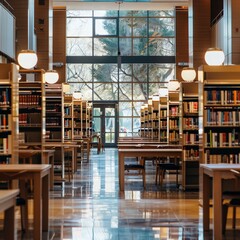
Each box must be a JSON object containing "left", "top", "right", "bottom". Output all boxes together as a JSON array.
[{"left": 11, "top": 148, "right": 240, "bottom": 239}]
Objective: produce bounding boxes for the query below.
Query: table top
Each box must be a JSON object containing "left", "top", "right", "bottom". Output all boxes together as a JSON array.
[
  {"left": 119, "top": 148, "right": 182, "bottom": 153},
  {"left": 0, "top": 190, "right": 20, "bottom": 203},
  {"left": 200, "top": 163, "right": 240, "bottom": 171},
  {"left": 0, "top": 164, "right": 51, "bottom": 172}
]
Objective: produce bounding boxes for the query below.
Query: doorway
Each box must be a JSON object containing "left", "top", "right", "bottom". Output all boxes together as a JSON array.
[{"left": 92, "top": 102, "right": 118, "bottom": 148}]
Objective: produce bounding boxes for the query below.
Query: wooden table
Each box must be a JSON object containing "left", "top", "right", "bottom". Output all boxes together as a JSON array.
[
  {"left": 0, "top": 189, "right": 19, "bottom": 240},
  {"left": 118, "top": 148, "right": 182, "bottom": 191},
  {"left": 18, "top": 149, "right": 55, "bottom": 189},
  {"left": 200, "top": 164, "right": 240, "bottom": 240},
  {"left": 0, "top": 164, "right": 51, "bottom": 240}
]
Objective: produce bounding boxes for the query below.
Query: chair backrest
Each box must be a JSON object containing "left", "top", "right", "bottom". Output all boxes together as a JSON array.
[{"left": 0, "top": 170, "right": 27, "bottom": 189}]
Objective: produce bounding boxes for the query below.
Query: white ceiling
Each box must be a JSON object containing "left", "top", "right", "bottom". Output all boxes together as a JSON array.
[{"left": 53, "top": 0, "right": 188, "bottom": 10}]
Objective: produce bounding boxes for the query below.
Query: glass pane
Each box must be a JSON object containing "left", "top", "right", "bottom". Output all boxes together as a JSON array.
[
  {"left": 67, "top": 10, "right": 92, "bottom": 17},
  {"left": 132, "top": 11, "right": 147, "bottom": 17},
  {"left": 67, "top": 18, "right": 92, "bottom": 37},
  {"left": 133, "top": 64, "right": 147, "bottom": 83},
  {"left": 119, "top": 18, "right": 132, "bottom": 37},
  {"left": 93, "top": 64, "right": 118, "bottom": 82},
  {"left": 149, "top": 18, "right": 175, "bottom": 37},
  {"left": 133, "top": 18, "right": 147, "bottom": 36},
  {"left": 119, "top": 65, "right": 132, "bottom": 82},
  {"left": 93, "top": 116, "right": 101, "bottom": 133},
  {"left": 67, "top": 38, "right": 92, "bottom": 56},
  {"left": 149, "top": 83, "right": 163, "bottom": 96},
  {"left": 105, "top": 133, "right": 115, "bottom": 143},
  {"left": 119, "top": 38, "right": 132, "bottom": 56},
  {"left": 94, "top": 10, "right": 117, "bottom": 17},
  {"left": 93, "top": 108, "right": 101, "bottom": 117},
  {"left": 148, "top": 64, "right": 175, "bottom": 82},
  {"left": 67, "top": 64, "right": 92, "bottom": 82},
  {"left": 133, "top": 102, "right": 143, "bottom": 116},
  {"left": 119, "top": 117, "right": 132, "bottom": 134},
  {"left": 105, "top": 117, "right": 115, "bottom": 131},
  {"left": 95, "top": 18, "right": 117, "bottom": 36},
  {"left": 119, "top": 83, "right": 132, "bottom": 100},
  {"left": 149, "top": 10, "right": 174, "bottom": 17},
  {"left": 149, "top": 38, "right": 175, "bottom": 56},
  {"left": 105, "top": 108, "right": 115, "bottom": 117},
  {"left": 119, "top": 102, "right": 132, "bottom": 116},
  {"left": 133, "top": 117, "right": 141, "bottom": 132},
  {"left": 133, "top": 38, "right": 147, "bottom": 56},
  {"left": 94, "top": 38, "right": 118, "bottom": 56},
  {"left": 133, "top": 83, "right": 147, "bottom": 100},
  {"left": 93, "top": 83, "right": 118, "bottom": 100}
]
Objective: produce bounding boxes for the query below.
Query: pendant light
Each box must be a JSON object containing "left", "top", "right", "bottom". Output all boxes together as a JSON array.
[{"left": 17, "top": 50, "right": 38, "bottom": 69}]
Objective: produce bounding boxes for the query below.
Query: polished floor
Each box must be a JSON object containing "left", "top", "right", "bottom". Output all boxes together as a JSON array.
[{"left": 6, "top": 148, "right": 240, "bottom": 239}]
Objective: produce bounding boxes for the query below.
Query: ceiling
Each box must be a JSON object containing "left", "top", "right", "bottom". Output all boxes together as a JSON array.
[{"left": 53, "top": 0, "right": 189, "bottom": 10}]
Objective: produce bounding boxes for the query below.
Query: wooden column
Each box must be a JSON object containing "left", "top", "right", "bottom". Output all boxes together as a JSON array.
[{"left": 53, "top": 6, "right": 66, "bottom": 83}]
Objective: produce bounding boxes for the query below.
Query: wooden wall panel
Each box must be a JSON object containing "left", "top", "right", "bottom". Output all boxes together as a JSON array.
[
  {"left": 190, "top": 0, "right": 211, "bottom": 69},
  {"left": 53, "top": 6, "right": 66, "bottom": 83},
  {"left": 175, "top": 6, "right": 189, "bottom": 81}
]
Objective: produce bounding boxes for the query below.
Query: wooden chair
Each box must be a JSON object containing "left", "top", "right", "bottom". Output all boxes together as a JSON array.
[
  {"left": 222, "top": 169, "right": 240, "bottom": 234},
  {"left": 0, "top": 170, "right": 28, "bottom": 232},
  {"left": 124, "top": 158, "right": 146, "bottom": 189},
  {"left": 155, "top": 156, "right": 181, "bottom": 188}
]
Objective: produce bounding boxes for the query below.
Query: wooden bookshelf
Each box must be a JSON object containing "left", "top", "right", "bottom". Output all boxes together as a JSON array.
[
  {"left": 168, "top": 91, "right": 180, "bottom": 145},
  {"left": 0, "top": 63, "right": 18, "bottom": 163},
  {"left": 180, "top": 81, "right": 199, "bottom": 190},
  {"left": 159, "top": 96, "right": 168, "bottom": 143},
  {"left": 198, "top": 65, "right": 240, "bottom": 164},
  {"left": 18, "top": 69, "right": 46, "bottom": 161},
  {"left": 62, "top": 94, "right": 73, "bottom": 141}
]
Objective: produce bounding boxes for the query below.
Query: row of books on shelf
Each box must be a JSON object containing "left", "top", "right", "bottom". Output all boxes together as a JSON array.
[
  {"left": 0, "top": 137, "right": 9, "bottom": 154},
  {"left": 169, "top": 132, "right": 179, "bottom": 141},
  {"left": 169, "top": 119, "right": 179, "bottom": 129},
  {"left": 205, "top": 152, "right": 240, "bottom": 164},
  {"left": 19, "top": 94, "right": 41, "bottom": 106},
  {"left": 160, "top": 110, "right": 167, "bottom": 117},
  {"left": 64, "top": 119, "right": 72, "bottom": 127},
  {"left": 169, "top": 106, "right": 179, "bottom": 116},
  {"left": 0, "top": 114, "right": 8, "bottom": 128},
  {"left": 0, "top": 89, "right": 10, "bottom": 105},
  {"left": 183, "top": 117, "right": 198, "bottom": 129},
  {"left": 205, "top": 89, "right": 240, "bottom": 105},
  {"left": 46, "top": 117, "right": 61, "bottom": 126},
  {"left": 183, "top": 102, "right": 198, "bottom": 114},
  {"left": 205, "top": 130, "right": 240, "bottom": 147},
  {"left": 183, "top": 149, "right": 199, "bottom": 160},
  {"left": 183, "top": 133, "right": 199, "bottom": 145},
  {"left": 205, "top": 109, "right": 240, "bottom": 126},
  {"left": 64, "top": 108, "right": 72, "bottom": 116},
  {"left": 19, "top": 113, "right": 41, "bottom": 125}
]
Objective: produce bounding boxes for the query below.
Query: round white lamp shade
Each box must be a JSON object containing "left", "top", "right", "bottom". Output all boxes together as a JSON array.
[
  {"left": 204, "top": 48, "right": 225, "bottom": 66},
  {"left": 168, "top": 80, "right": 180, "bottom": 91},
  {"left": 45, "top": 70, "right": 59, "bottom": 84},
  {"left": 17, "top": 50, "right": 38, "bottom": 69},
  {"left": 73, "top": 91, "right": 82, "bottom": 99},
  {"left": 181, "top": 67, "right": 196, "bottom": 82}
]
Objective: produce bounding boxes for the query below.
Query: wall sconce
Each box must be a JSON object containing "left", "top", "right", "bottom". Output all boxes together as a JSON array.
[
  {"left": 181, "top": 67, "right": 196, "bottom": 82},
  {"left": 73, "top": 91, "right": 82, "bottom": 99},
  {"left": 17, "top": 50, "right": 38, "bottom": 69},
  {"left": 204, "top": 48, "right": 225, "bottom": 66},
  {"left": 168, "top": 80, "right": 180, "bottom": 91},
  {"left": 45, "top": 70, "right": 59, "bottom": 84}
]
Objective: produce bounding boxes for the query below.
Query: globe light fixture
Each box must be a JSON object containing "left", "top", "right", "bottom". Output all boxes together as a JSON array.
[
  {"left": 168, "top": 80, "right": 180, "bottom": 91},
  {"left": 17, "top": 50, "right": 38, "bottom": 69},
  {"left": 181, "top": 67, "right": 196, "bottom": 82},
  {"left": 204, "top": 48, "right": 225, "bottom": 66},
  {"left": 45, "top": 70, "right": 59, "bottom": 84},
  {"left": 73, "top": 91, "right": 82, "bottom": 99}
]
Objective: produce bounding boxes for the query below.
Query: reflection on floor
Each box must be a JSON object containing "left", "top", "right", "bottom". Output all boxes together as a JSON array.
[{"left": 11, "top": 148, "right": 240, "bottom": 239}]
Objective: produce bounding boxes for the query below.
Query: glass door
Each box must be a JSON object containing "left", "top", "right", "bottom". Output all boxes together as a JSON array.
[{"left": 92, "top": 103, "right": 118, "bottom": 147}]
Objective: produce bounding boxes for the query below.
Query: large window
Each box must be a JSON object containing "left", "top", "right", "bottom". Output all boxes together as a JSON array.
[{"left": 66, "top": 10, "right": 176, "bottom": 137}]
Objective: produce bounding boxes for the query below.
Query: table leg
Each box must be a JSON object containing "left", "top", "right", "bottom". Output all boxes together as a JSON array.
[
  {"left": 4, "top": 203, "right": 16, "bottom": 240},
  {"left": 213, "top": 172, "right": 223, "bottom": 240},
  {"left": 33, "top": 172, "right": 42, "bottom": 240},
  {"left": 202, "top": 171, "right": 211, "bottom": 231},
  {"left": 42, "top": 173, "right": 49, "bottom": 232}
]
